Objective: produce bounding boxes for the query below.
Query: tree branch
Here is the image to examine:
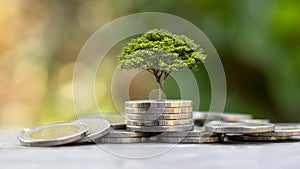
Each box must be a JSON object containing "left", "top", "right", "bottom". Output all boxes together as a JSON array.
[
  {"left": 163, "top": 72, "right": 170, "bottom": 80},
  {"left": 146, "top": 69, "right": 154, "bottom": 74}
]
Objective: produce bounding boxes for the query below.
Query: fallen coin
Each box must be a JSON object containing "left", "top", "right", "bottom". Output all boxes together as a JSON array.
[
  {"left": 19, "top": 122, "right": 89, "bottom": 147},
  {"left": 75, "top": 118, "right": 111, "bottom": 143}
]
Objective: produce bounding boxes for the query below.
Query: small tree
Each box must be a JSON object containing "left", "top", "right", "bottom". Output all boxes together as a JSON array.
[{"left": 118, "top": 29, "right": 206, "bottom": 100}]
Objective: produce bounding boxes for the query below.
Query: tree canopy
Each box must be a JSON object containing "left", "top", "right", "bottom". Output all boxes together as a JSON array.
[{"left": 118, "top": 28, "right": 206, "bottom": 99}]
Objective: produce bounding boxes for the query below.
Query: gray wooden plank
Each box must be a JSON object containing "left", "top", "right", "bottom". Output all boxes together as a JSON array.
[{"left": 1, "top": 129, "right": 300, "bottom": 169}]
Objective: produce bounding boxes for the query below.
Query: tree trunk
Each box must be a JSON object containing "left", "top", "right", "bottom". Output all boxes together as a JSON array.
[{"left": 158, "top": 81, "right": 163, "bottom": 100}]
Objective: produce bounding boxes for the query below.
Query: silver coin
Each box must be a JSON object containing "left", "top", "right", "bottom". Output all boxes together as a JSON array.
[
  {"left": 125, "top": 100, "right": 192, "bottom": 108},
  {"left": 125, "top": 119, "right": 193, "bottom": 126},
  {"left": 110, "top": 123, "right": 126, "bottom": 130},
  {"left": 193, "top": 112, "right": 252, "bottom": 121},
  {"left": 78, "top": 113, "right": 126, "bottom": 130},
  {"left": 21, "top": 127, "right": 32, "bottom": 133},
  {"left": 249, "top": 125, "right": 300, "bottom": 137},
  {"left": 227, "top": 135, "right": 292, "bottom": 141},
  {"left": 126, "top": 124, "right": 194, "bottom": 132},
  {"left": 232, "top": 119, "right": 270, "bottom": 123},
  {"left": 125, "top": 107, "right": 192, "bottom": 114},
  {"left": 148, "top": 136, "right": 160, "bottom": 142},
  {"left": 275, "top": 123, "right": 300, "bottom": 127},
  {"left": 160, "top": 127, "right": 218, "bottom": 137},
  {"left": 160, "top": 136, "right": 223, "bottom": 143},
  {"left": 102, "top": 129, "right": 153, "bottom": 138},
  {"left": 97, "top": 113, "right": 126, "bottom": 130},
  {"left": 19, "top": 122, "right": 89, "bottom": 147},
  {"left": 75, "top": 118, "right": 111, "bottom": 143},
  {"left": 98, "top": 137, "right": 147, "bottom": 143},
  {"left": 205, "top": 121, "right": 275, "bottom": 134},
  {"left": 126, "top": 113, "right": 192, "bottom": 120}
]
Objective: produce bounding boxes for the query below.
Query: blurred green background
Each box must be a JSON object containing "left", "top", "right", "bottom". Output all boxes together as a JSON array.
[{"left": 1, "top": 0, "right": 300, "bottom": 127}]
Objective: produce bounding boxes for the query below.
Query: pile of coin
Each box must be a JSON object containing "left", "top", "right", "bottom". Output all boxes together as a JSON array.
[
  {"left": 124, "top": 100, "right": 194, "bottom": 132},
  {"left": 193, "top": 112, "right": 300, "bottom": 142},
  {"left": 18, "top": 101, "right": 300, "bottom": 146}
]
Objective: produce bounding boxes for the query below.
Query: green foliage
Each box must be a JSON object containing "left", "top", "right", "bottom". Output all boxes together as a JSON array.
[
  {"left": 118, "top": 29, "right": 206, "bottom": 72},
  {"left": 118, "top": 29, "right": 206, "bottom": 99}
]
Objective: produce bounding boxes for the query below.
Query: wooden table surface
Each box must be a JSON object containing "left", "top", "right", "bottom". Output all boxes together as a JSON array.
[{"left": 1, "top": 129, "right": 300, "bottom": 169}]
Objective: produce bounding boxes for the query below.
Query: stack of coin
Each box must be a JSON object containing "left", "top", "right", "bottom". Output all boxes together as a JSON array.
[
  {"left": 159, "top": 127, "right": 224, "bottom": 143},
  {"left": 125, "top": 100, "right": 194, "bottom": 132}
]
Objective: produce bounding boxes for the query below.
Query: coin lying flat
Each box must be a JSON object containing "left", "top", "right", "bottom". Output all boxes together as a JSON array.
[
  {"left": 125, "top": 107, "right": 192, "bottom": 114},
  {"left": 126, "top": 113, "right": 193, "bottom": 120},
  {"left": 275, "top": 123, "right": 300, "bottom": 127},
  {"left": 125, "top": 100, "right": 192, "bottom": 108},
  {"left": 160, "top": 127, "right": 218, "bottom": 137},
  {"left": 19, "top": 122, "right": 89, "bottom": 146},
  {"left": 160, "top": 136, "right": 223, "bottom": 143},
  {"left": 102, "top": 129, "right": 153, "bottom": 138},
  {"left": 77, "top": 113, "right": 126, "bottom": 130},
  {"left": 75, "top": 118, "right": 111, "bottom": 143},
  {"left": 98, "top": 137, "right": 147, "bottom": 143},
  {"left": 249, "top": 125, "right": 300, "bottom": 137},
  {"left": 109, "top": 123, "right": 126, "bottom": 130},
  {"left": 227, "top": 135, "right": 292, "bottom": 141},
  {"left": 126, "top": 119, "right": 193, "bottom": 126},
  {"left": 126, "top": 124, "right": 194, "bottom": 132},
  {"left": 232, "top": 119, "right": 270, "bottom": 123},
  {"left": 193, "top": 112, "right": 252, "bottom": 121},
  {"left": 148, "top": 136, "right": 160, "bottom": 142},
  {"left": 205, "top": 121, "right": 275, "bottom": 134},
  {"left": 98, "top": 113, "right": 126, "bottom": 130}
]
